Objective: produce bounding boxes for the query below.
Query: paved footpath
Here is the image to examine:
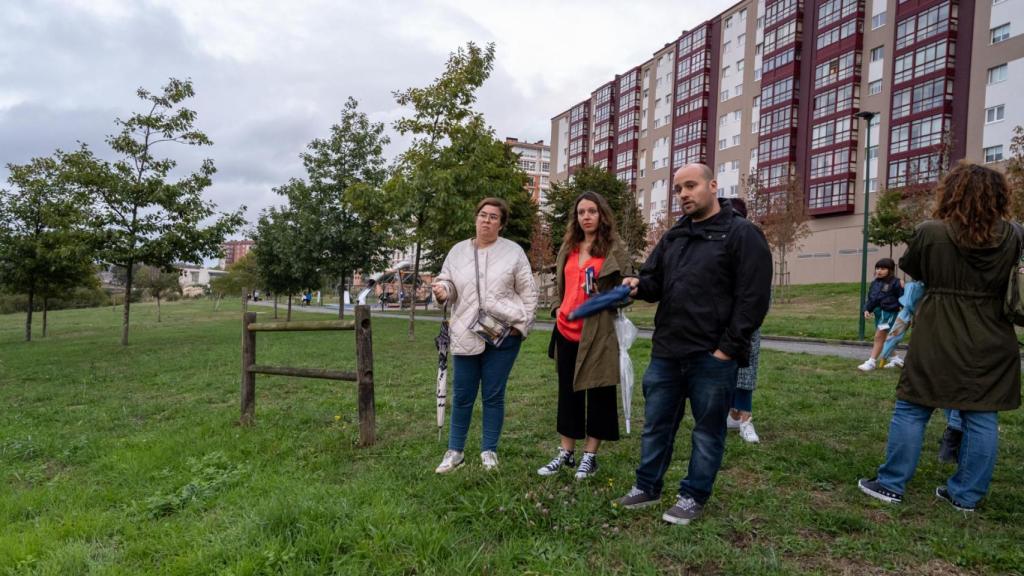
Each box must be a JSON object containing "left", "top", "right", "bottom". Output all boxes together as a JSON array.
[{"left": 249, "top": 301, "right": 874, "bottom": 361}]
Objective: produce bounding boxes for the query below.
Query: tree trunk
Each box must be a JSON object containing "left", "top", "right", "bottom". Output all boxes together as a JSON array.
[
  {"left": 121, "top": 262, "right": 134, "bottom": 346},
  {"left": 408, "top": 242, "right": 421, "bottom": 341},
  {"left": 337, "top": 279, "right": 345, "bottom": 319},
  {"left": 25, "top": 287, "right": 34, "bottom": 342},
  {"left": 156, "top": 295, "right": 162, "bottom": 323},
  {"left": 287, "top": 295, "right": 292, "bottom": 322},
  {"left": 42, "top": 297, "right": 48, "bottom": 338},
  {"left": 274, "top": 295, "right": 279, "bottom": 319}
]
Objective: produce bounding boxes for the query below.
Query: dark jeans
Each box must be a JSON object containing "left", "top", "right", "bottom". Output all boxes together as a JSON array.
[
  {"left": 448, "top": 335, "right": 522, "bottom": 453},
  {"left": 635, "top": 354, "right": 738, "bottom": 504},
  {"left": 555, "top": 328, "right": 619, "bottom": 441}
]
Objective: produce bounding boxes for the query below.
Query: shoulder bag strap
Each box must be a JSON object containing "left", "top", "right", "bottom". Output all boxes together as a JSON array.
[{"left": 473, "top": 240, "right": 483, "bottom": 314}]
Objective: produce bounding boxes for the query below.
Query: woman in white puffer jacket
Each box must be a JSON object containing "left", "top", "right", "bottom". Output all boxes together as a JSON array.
[{"left": 431, "top": 197, "right": 538, "bottom": 473}]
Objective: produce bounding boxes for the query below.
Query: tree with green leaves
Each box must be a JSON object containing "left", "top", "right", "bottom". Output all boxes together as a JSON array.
[
  {"left": 136, "top": 265, "right": 182, "bottom": 323},
  {"left": 68, "top": 78, "right": 245, "bottom": 345},
  {"left": 294, "top": 97, "right": 396, "bottom": 318},
  {"left": 387, "top": 42, "right": 534, "bottom": 338},
  {"left": 252, "top": 201, "right": 318, "bottom": 321},
  {"left": 868, "top": 187, "right": 911, "bottom": 258},
  {"left": 0, "top": 152, "right": 96, "bottom": 341},
  {"left": 543, "top": 165, "right": 648, "bottom": 266}
]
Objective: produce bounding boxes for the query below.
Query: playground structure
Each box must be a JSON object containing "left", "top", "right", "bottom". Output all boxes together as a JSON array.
[{"left": 240, "top": 305, "right": 376, "bottom": 446}]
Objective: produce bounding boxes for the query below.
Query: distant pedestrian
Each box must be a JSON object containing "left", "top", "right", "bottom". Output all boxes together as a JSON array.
[
  {"left": 857, "top": 258, "right": 903, "bottom": 372},
  {"left": 858, "top": 162, "right": 1021, "bottom": 512}
]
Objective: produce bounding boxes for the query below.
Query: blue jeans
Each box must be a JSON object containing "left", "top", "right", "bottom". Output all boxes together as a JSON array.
[
  {"left": 876, "top": 400, "right": 999, "bottom": 507},
  {"left": 732, "top": 388, "right": 753, "bottom": 413},
  {"left": 635, "top": 354, "right": 738, "bottom": 504},
  {"left": 448, "top": 336, "right": 522, "bottom": 453},
  {"left": 945, "top": 409, "right": 962, "bottom": 431}
]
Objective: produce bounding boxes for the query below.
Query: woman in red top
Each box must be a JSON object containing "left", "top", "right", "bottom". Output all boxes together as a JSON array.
[{"left": 537, "top": 191, "right": 634, "bottom": 480}]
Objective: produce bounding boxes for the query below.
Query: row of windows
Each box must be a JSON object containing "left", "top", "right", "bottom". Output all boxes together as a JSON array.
[
  {"left": 676, "top": 75, "right": 708, "bottom": 101},
  {"left": 809, "top": 181, "right": 854, "bottom": 209},
  {"left": 811, "top": 117, "right": 855, "bottom": 149},
  {"left": 893, "top": 40, "right": 953, "bottom": 85},
  {"left": 592, "top": 123, "right": 612, "bottom": 142},
  {"left": 888, "top": 153, "right": 941, "bottom": 187},
  {"left": 568, "top": 155, "right": 585, "bottom": 168},
  {"left": 617, "top": 111, "right": 638, "bottom": 131},
  {"left": 569, "top": 140, "right": 585, "bottom": 155},
  {"left": 818, "top": 0, "right": 859, "bottom": 29},
  {"left": 890, "top": 115, "right": 948, "bottom": 154},
  {"left": 594, "top": 85, "right": 613, "bottom": 105},
  {"left": 619, "top": 91, "right": 639, "bottom": 110},
  {"left": 891, "top": 78, "right": 952, "bottom": 120},
  {"left": 673, "top": 143, "right": 707, "bottom": 167},
  {"left": 617, "top": 129, "right": 639, "bottom": 144},
  {"left": 816, "top": 19, "right": 858, "bottom": 50},
  {"left": 761, "top": 77, "right": 796, "bottom": 109},
  {"left": 763, "top": 48, "right": 797, "bottom": 75},
  {"left": 810, "top": 148, "right": 856, "bottom": 179},
  {"left": 676, "top": 96, "right": 708, "bottom": 117},
  {"left": 617, "top": 170, "right": 636, "bottom": 183},
  {"left": 570, "top": 105, "right": 587, "bottom": 122},
  {"left": 594, "top": 102, "right": 612, "bottom": 123},
  {"left": 765, "top": 0, "right": 799, "bottom": 29},
  {"left": 759, "top": 134, "right": 792, "bottom": 162},
  {"left": 674, "top": 121, "right": 706, "bottom": 144},
  {"left": 764, "top": 20, "right": 800, "bottom": 55},
  {"left": 619, "top": 70, "right": 638, "bottom": 92},
  {"left": 895, "top": 2, "right": 954, "bottom": 51},
  {"left": 814, "top": 51, "right": 858, "bottom": 89},
  {"left": 677, "top": 27, "right": 708, "bottom": 55},
  {"left": 676, "top": 51, "right": 709, "bottom": 80},
  {"left": 814, "top": 85, "right": 858, "bottom": 119},
  {"left": 763, "top": 163, "right": 794, "bottom": 187},
  {"left": 570, "top": 123, "right": 586, "bottom": 139},
  {"left": 616, "top": 150, "right": 634, "bottom": 170},
  {"left": 760, "top": 106, "right": 798, "bottom": 135}
]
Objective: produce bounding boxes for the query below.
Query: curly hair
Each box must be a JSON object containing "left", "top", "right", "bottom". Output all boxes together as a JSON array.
[
  {"left": 560, "top": 191, "right": 618, "bottom": 258},
  {"left": 933, "top": 161, "right": 1010, "bottom": 248}
]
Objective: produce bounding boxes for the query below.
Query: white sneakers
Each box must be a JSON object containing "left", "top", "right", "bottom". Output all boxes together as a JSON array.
[
  {"left": 435, "top": 450, "right": 499, "bottom": 473},
  {"left": 435, "top": 450, "right": 465, "bottom": 474},
  {"left": 481, "top": 450, "right": 499, "bottom": 470},
  {"left": 883, "top": 355, "right": 904, "bottom": 369},
  {"left": 857, "top": 358, "right": 877, "bottom": 372},
  {"left": 727, "top": 413, "right": 760, "bottom": 444}
]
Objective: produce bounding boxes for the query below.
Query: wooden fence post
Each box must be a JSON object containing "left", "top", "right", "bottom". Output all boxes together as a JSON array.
[
  {"left": 354, "top": 305, "right": 376, "bottom": 445},
  {"left": 240, "top": 311, "right": 257, "bottom": 425}
]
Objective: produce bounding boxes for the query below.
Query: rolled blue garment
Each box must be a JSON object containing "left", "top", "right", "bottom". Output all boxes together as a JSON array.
[
  {"left": 879, "top": 281, "right": 924, "bottom": 362},
  {"left": 567, "top": 285, "right": 633, "bottom": 321}
]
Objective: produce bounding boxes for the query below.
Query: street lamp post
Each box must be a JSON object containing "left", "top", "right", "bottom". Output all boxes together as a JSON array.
[{"left": 854, "top": 111, "right": 879, "bottom": 340}]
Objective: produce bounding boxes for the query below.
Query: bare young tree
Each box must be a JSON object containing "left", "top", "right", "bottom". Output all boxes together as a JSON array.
[{"left": 744, "top": 169, "right": 810, "bottom": 301}]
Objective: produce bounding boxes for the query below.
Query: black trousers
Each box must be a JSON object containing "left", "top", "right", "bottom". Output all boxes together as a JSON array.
[{"left": 555, "top": 328, "right": 620, "bottom": 441}]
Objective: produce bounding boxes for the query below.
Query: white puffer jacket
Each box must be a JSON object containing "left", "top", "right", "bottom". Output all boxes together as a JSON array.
[{"left": 434, "top": 237, "right": 538, "bottom": 356}]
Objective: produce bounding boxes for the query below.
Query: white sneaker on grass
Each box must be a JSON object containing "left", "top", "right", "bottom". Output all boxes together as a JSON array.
[
  {"left": 883, "top": 355, "right": 904, "bottom": 369},
  {"left": 435, "top": 450, "right": 464, "bottom": 474},
  {"left": 481, "top": 450, "right": 499, "bottom": 471},
  {"left": 726, "top": 413, "right": 742, "bottom": 430},
  {"left": 857, "top": 358, "right": 877, "bottom": 372},
  {"left": 738, "top": 420, "right": 760, "bottom": 444}
]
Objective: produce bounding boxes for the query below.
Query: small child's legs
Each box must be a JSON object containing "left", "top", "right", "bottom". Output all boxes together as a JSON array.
[{"left": 870, "top": 328, "right": 888, "bottom": 361}]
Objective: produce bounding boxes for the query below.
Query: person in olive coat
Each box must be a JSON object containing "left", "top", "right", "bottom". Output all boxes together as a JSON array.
[
  {"left": 858, "top": 162, "right": 1021, "bottom": 512},
  {"left": 536, "top": 191, "right": 634, "bottom": 480}
]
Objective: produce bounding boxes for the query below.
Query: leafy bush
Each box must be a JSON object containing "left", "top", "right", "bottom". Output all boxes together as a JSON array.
[{"left": 0, "top": 287, "right": 111, "bottom": 314}]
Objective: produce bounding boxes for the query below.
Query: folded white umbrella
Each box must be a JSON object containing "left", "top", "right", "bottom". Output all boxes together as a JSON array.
[{"left": 614, "top": 310, "right": 639, "bottom": 434}]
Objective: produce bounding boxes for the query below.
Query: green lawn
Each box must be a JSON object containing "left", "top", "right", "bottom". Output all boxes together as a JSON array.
[{"left": 1, "top": 301, "right": 1021, "bottom": 575}]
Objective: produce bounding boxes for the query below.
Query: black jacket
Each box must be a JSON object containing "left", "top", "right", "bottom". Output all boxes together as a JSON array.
[
  {"left": 864, "top": 276, "right": 903, "bottom": 312},
  {"left": 635, "top": 199, "right": 773, "bottom": 367}
]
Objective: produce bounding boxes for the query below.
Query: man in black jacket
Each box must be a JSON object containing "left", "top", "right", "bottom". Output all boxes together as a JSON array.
[{"left": 614, "top": 163, "right": 772, "bottom": 524}]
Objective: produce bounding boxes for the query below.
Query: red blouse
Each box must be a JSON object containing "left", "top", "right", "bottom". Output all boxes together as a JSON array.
[{"left": 556, "top": 248, "right": 605, "bottom": 343}]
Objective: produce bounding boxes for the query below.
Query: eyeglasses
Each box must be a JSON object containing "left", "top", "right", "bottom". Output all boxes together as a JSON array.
[{"left": 477, "top": 212, "right": 501, "bottom": 222}]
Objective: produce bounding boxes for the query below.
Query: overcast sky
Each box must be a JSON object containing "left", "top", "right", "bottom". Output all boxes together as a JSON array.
[{"left": 1, "top": 0, "right": 734, "bottom": 236}]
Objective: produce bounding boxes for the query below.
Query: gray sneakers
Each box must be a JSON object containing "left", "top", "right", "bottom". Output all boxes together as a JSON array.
[
  {"left": 662, "top": 495, "right": 704, "bottom": 525},
  {"left": 613, "top": 486, "right": 660, "bottom": 509}
]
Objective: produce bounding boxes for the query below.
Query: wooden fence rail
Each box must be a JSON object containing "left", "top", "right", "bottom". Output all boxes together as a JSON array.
[{"left": 240, "top": 305, "right": 376, "bottom": 445}]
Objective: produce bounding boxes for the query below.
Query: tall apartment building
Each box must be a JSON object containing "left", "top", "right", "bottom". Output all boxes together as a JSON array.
[
  {"left": 551, "top": 0, "right": 1024, "bottom": 283},
  {"left": 505, "top": 137, "right": 552, "bottom": 205},
  {"left": 220, "top": 239, "right": 254, "bottom": 269}
]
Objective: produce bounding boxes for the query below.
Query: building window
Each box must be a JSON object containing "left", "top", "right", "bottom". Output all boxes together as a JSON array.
[
  {"left": 991, "top": 24, "right": 1010, "bottom": 43},
  {"left": 733, "top": 135, "right": 742, "bottom": 146},
  {"left": 719, "top": 139, "right": 728, "bottom": 150},
  {"left": 870, "top": 46, "right": 885, "bottom": 62},
  {"left": 737, "top": 60, "right": 745, "bottom": 72},
  {"left": 872, "top": 11, "right": 887, "bottom": 29},
  {"left": 814, "top": 51, "right": 858, "bottom": 89},
  {"left": 721, "top": 88, "right": 730, "bottom": 102},
  {"left": 988, "top": 64, "right": 1008, "bottom": 84},
  {"left": 722, "top": 65, "right": 731, "bottom": 78},
  {"left": 723, "top": 40, "right": 732, "bottom": 53},
  {"left": 986, "top": 104, "right": 1005, "bottom": 124},
  {"left": 984, "top": 145, "right": 1004, "bottom": 163},
  {"left": 869, "top": 80, "right": 883, "bottom": 95},
  {"left": 816, "top": 19, "right": 858, "bottom": 50}
]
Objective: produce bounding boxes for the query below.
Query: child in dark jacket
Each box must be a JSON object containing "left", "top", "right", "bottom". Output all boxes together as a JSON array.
[{"left": 858, "top": 258, "right": 903, "bottom": 372}]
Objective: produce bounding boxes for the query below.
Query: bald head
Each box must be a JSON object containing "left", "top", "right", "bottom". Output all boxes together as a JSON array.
[{"left": 672, "top": 163, "right": 720, "bottom": 222}]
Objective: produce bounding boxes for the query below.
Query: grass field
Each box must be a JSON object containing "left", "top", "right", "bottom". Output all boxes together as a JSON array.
[{"left": 1, "top": 300, "right": 1021, "bottom": 575}]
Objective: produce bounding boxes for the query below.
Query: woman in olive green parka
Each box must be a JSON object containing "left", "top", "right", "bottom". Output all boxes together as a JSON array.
[
  {"left": 536, "top": 191, "right": 635, "bottom": 480},
  {"left": 858, "top": 162, "right": 1020, "bottom": 512}
]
